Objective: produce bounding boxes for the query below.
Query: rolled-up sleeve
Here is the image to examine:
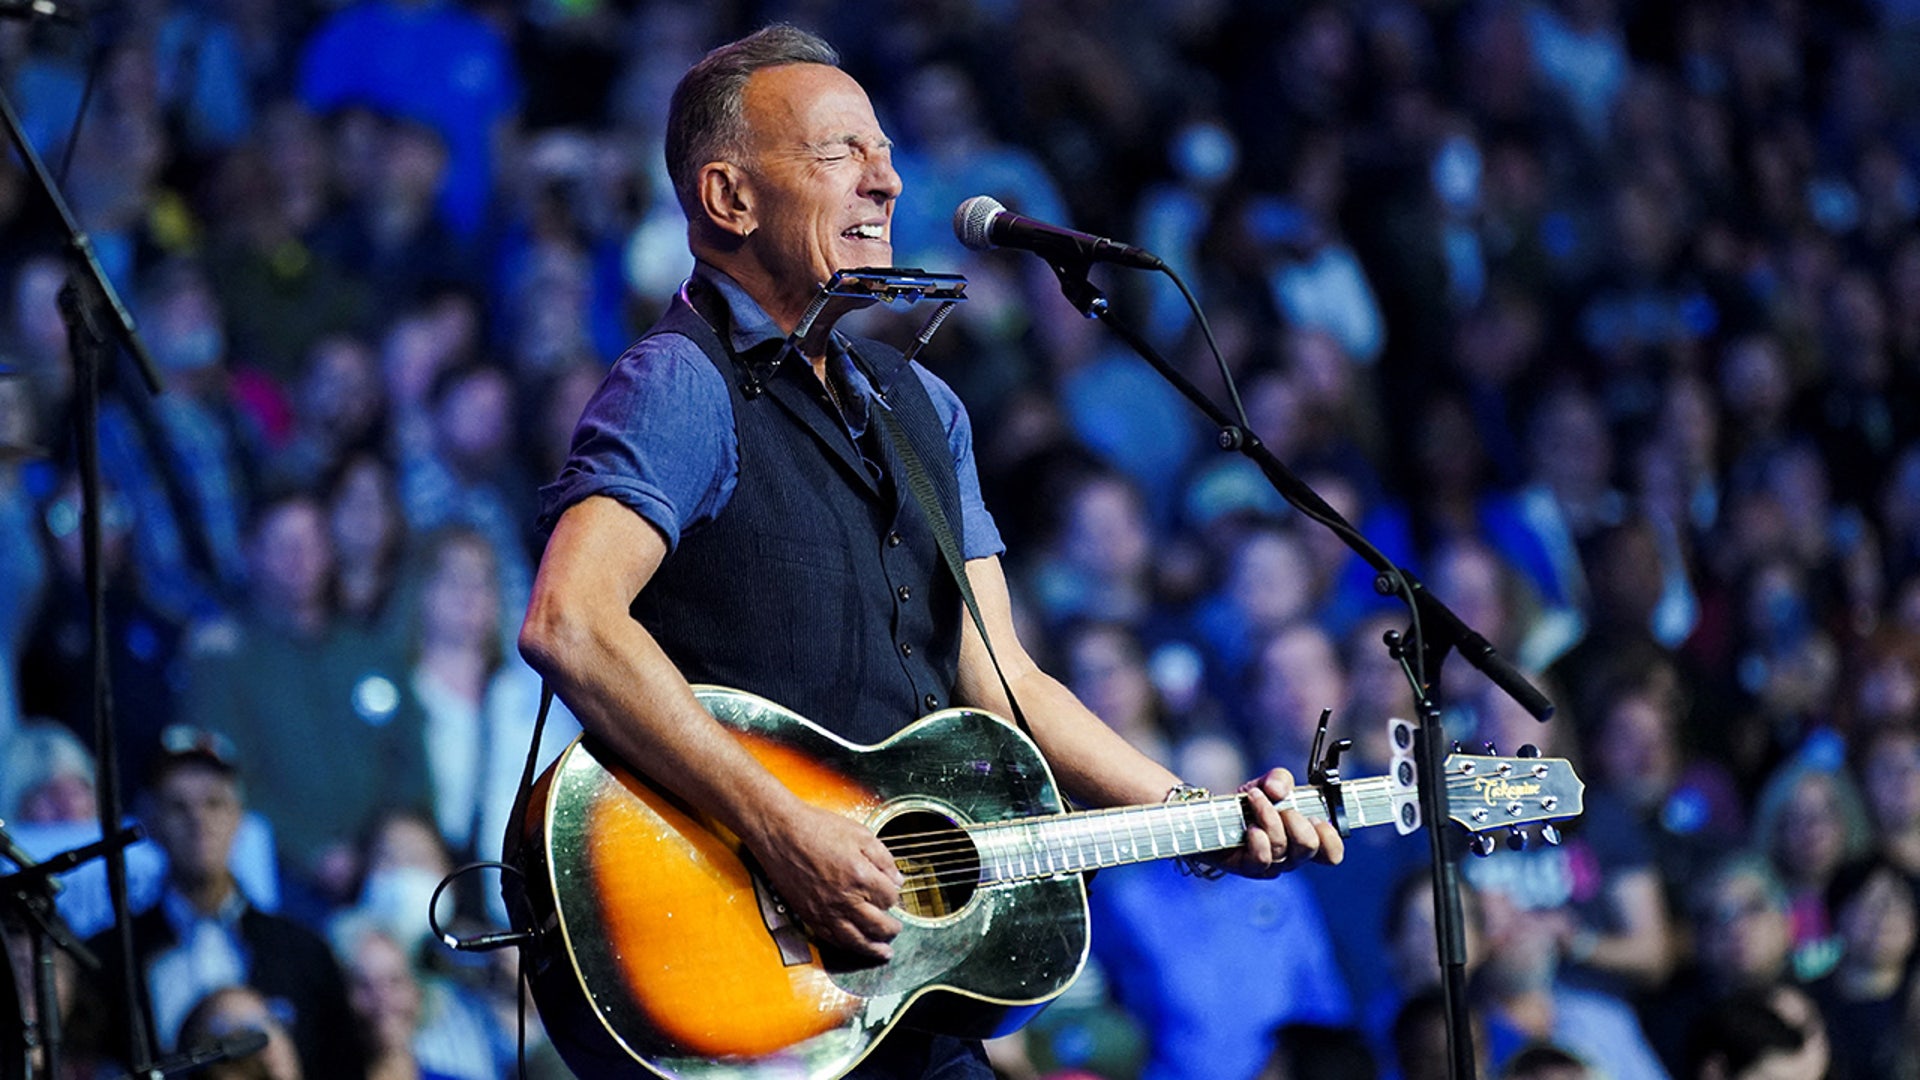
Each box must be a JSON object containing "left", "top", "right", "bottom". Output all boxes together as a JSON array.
[
  {"left": 910, "top": 364, "right": 1005, "bottom": 560},
  {"left": 536, "top": 333, "right": 737, "bottom": 551}
]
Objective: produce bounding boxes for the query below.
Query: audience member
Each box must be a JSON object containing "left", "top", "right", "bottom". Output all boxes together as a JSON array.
[
  {"left": 181, "top": 489, "right": 430, "bottom": 898},
  {"left": 1686, "top": 984, "right": 1831, "bottom": 1080},
  {"left": 1858, "top": 721, "right": 1920, "bottom": 879},
  {"left": 85, "top": 728, "right": 362, "bottom": 1079},
  {"left": 1748, "top": 751, "right": 1876, "bottom": 980},
  {"left": 1471, "top": 889, "right": 1669, "bottom": 1080},
  {"left": 97, "top": 260, "right": 256, "bottom": 624},
  {"left": 0, "top": 721, "right": 166, "bottom": 938},
  {"left": 1804, "top": 856, "right": 1917, "bottom": 1080},
  {"left": 1089, "top": 850, "right": 1352, "bottom": 1080},
  {"left": 296, "top": 0, "right": 519, "bottom": 239},
  {"left": 175, "top": 985, "right": 307, "bottom": 1080},
  {"left": 0, "top": 371, "right": 47, "bottom": 747},
  {"left": 18, "top": 471, "right": 183, "bottom": 784},
  {"left": 1642, "top": 853, "right": 1799, "bottom": 1074},
  {"left": 1498, "top": 1043, "right": 1594, "bottom": 1080},
  {"left": 404, "top": 527, "right": 579, "bottom": 872},
  {"left": 325, "top": 450, "right": 409, "bottom": 640},
  {"left": 333, "top": 916, "right": 510, "bottom": 1080}
]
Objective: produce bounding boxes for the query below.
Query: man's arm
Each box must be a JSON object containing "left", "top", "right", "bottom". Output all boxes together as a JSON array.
[
  {"left": 518, "top": 495, "right": 906, "bottom": 958},
  {"left": 952, "top": 556, "right": 1342, "bottom": 875}
]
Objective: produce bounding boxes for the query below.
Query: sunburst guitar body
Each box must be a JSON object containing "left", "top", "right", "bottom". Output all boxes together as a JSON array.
[{"left": 508, "top": 685, "right": 1583, "bottom": 1080}]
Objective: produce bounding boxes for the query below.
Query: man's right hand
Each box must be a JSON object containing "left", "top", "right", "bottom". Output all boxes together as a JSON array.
[
  {"left": 749, "top": 801, "right": 905, "bottom": 962},
  {"left": 524, "top": 500, "right": 906, "bottom": 961}
]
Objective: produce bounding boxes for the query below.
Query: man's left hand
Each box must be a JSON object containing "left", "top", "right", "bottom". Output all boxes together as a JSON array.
[{"left": 1211, "top": 767, "right": 1344, "bottom": 878}]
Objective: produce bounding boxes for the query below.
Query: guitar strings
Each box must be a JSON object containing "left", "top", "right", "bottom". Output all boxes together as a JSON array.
[
  {"left": 873, "top": 792, "right": 1418, "bottom": 891},
  {"left": 865, "top": 775, "right": 1536, "bottom": 892}
]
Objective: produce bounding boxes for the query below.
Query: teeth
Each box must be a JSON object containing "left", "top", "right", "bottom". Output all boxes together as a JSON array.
[{"left": 846, "top": 224, "right": 884, "bottom": 240}]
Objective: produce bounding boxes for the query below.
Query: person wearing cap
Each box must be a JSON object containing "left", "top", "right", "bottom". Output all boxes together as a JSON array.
[{"left": 85, "top": 727, "right": 365, "bottom": 1080}]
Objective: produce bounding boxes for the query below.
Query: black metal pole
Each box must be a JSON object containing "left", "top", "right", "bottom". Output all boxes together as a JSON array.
[
  {"left": 63, "top": 276, "right": 157, "bottom": 1079},
  {"left": 0, "top": 72, "right": 163, "bottom": 1080},
  {"left": 1035, "top": 257, "right": 1551, "bottom": 1080},
  {"left": 1408, "top": 657, "right": 1476, "bottom": 1080},
  {"left": 31, "top": 930, "right": 58, "bottom": 1080}
]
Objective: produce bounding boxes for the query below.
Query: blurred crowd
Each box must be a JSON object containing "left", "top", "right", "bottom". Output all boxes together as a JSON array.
[{"left": 3, "top": 0, "right": 1920, "bottom": 1079}]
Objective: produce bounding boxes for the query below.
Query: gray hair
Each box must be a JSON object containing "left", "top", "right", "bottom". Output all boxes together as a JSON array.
[
  {"left": 0, "top": 721, "right": 97, "bottom": 821},
  {"left": 1689, "top": 850, "right": 1790, "bottom": 922},
  {"left": 1748, "top": 752, "right": 1875, "bottom": 870},
  {"left": 664, "top": 24, "right": 841, "bottom": 220}
]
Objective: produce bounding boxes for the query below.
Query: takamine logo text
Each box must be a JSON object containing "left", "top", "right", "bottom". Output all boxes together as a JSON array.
[{"left": 1473, "top": 777, "right": 1542, "bottom": 803}]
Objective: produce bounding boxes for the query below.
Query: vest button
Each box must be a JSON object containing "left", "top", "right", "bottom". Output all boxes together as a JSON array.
[
  {"left": 886, "top": 532, "right": 903, "bottom": 548},
  {"left": 924, "top": 694, "right": 939, "bottom": 711},
  {"left": 897, "top": 585, "right": 912, "bottom": 602},
  {"left": 900, "top": 642, "right": 913, "bottom": 657}
]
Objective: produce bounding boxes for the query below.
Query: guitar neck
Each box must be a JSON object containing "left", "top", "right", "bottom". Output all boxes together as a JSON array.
[{"left": 969, "top": 777, "right": 1401, "bottom": 882}]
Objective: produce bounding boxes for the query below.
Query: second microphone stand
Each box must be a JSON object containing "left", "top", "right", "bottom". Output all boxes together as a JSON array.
[{"left": 1042, "top": 257, "right": 1554, "bottom": 1080}]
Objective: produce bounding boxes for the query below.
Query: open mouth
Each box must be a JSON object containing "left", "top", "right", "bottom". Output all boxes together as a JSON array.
[{"left": 842, "top": 223, "right": 887, "bottom": 241}]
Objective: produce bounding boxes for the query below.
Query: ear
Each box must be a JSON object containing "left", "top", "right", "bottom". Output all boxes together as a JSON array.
[{"left": 696, "top": 162, "right": 756, "bottom": 239}]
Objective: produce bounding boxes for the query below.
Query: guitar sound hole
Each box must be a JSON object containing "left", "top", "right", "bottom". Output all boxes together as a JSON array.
[{"left": 878, "top": 809, "right": 979, "bottom": 919}]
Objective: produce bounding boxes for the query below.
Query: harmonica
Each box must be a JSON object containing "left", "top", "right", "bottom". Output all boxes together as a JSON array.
[{"left": 820, "top": 267, "right": 968, "bottom": 304}]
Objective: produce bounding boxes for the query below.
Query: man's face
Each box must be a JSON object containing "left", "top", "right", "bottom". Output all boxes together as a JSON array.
[
  {"left": 250, "top": 500, "right": 332, "bottom": 613},
  {"left": 1696, "top": 870, "right": 1791, "bottom": 986},
  {"left": 736, "top": 63, "right": 900, "bottom": 319},
  {"left": 151, "top": 764, "right": 243, "bottom": 887}
]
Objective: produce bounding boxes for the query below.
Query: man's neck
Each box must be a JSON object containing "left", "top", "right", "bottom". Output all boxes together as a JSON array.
[
  {"left": 694, "top": 255, "right": 847, "bottom": 386},
  {"left": 695, "top": 248, "right": 811, "bottom": 336},
  {"left": 174, "top": 873, "right": 238, "bottom": 918}
]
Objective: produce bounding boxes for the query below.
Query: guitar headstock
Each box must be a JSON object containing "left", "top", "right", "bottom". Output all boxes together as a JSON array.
[{"left": 1441, "top": 753, "right": 1585, "bottom": 851}]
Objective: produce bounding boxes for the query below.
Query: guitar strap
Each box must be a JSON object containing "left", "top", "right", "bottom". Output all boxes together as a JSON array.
[
  {"left": 505, "top": 322, "right": 1041, "bottom": 888},
  {"left": 863, "top": 368, "right": 1037, "bottom": 747},
  {"left": 505, "top": 682, "right": 554, "bottom": 874}
]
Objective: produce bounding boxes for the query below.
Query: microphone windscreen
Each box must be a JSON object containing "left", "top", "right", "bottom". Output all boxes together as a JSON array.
[
  {"left": 953, "top": 196, "right": 1005, "bottom": 252},
  {"left": 217, "top": 1029, "right": 271, "bottom": 1059}
]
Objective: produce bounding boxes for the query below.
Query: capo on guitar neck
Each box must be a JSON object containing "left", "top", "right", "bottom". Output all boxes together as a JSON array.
[{"left": 1307, "top": 708, "right": 1353, "bottom": 838}]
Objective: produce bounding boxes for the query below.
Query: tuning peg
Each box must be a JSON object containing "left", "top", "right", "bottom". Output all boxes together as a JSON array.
[
  {"left": 1483, "top": 741, "right": 1498, "bottom": 756},
  {"left": 1451, "top": 740, "right": 1463, "bottom": 753},
  {"left": 1539, "top": 824, "right": 1562, "bottom": 847},
  {"left": 1517, "top": 744, "right": 1541, "bottom": 759},
  {"left": 1470, "top": 833, "right": 1498, "bottom": 857},
  {"left": 1506, "top": 827, "right": 1528, "bottom": 851}
]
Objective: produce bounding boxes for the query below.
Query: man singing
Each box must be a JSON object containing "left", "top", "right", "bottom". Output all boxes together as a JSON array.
[{"left": 518, "top": 24, "right": 1343, "bottom": 1079}]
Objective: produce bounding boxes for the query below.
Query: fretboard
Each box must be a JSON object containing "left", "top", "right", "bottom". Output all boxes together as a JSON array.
[{"left": 968, "top": 778, "right": 1402, "bottom": 882}]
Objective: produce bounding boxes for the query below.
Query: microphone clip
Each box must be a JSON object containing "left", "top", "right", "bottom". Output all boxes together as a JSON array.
[{"left": 1046, "top": 257, "right": 1109, "bottom": 320}]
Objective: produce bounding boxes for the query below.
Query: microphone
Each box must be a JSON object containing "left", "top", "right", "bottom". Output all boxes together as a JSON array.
[
  {"left": 111, "top": 1029, "right": 270, "bottom": 1080},
  {"left": 953, "top": 196, "right": 1164, "bottom": 271},
  {"left": 0, "top": 0, "right": 81, "bottom": 23}
]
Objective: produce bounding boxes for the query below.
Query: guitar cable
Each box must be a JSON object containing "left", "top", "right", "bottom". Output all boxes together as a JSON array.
[{"left": 426, "top": 862, "right": 537, "bottom": 1080}]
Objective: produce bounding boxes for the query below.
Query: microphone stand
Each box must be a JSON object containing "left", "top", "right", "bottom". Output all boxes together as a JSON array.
[
  {"left": 2, "top": 825, "right": 144, "bottom": 1080},
  {"left": 0, "top": 67, "right": 165, "bottom": 1080},
  {"left": 1039, "top": 257, "right": 1554, "bottom": 1080}
]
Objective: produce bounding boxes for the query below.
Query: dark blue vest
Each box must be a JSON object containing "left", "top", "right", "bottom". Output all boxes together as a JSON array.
[{"left": 630, "top": 280, "right": 966, "bottom": 744}]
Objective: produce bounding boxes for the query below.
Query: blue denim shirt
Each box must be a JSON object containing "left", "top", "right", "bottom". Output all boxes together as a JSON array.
[{"left": 539, "top": 263, "right": 1003, "bottom": 559}]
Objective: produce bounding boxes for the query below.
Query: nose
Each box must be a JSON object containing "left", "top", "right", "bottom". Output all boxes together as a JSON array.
[{"left": 864, "top": 147, "right": 902, "bottom": 204}]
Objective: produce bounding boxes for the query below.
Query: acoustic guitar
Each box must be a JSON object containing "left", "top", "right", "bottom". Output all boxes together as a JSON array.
[{"left": 509, "top": 685, "right": 1583, "bottom": 1080}]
